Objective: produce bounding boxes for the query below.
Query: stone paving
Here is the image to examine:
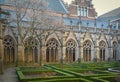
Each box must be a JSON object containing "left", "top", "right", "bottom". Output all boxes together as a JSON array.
[{"left": 0, "top": 67, "right": 19, "bottom": 82}]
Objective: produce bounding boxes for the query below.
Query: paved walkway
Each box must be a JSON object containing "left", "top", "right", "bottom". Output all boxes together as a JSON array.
[{"left": 0, "top": 67, "right": 19, "bottom": 82}]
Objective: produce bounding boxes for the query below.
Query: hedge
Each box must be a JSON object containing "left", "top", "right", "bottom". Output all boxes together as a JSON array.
[{"left": 28, "top": 77, "right": 93, "bottom": 82}]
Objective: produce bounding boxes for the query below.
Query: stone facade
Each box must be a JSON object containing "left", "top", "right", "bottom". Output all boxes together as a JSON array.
[
  {"left": 0, "top": 0, "right": 120, "bottom": 69},
  {"left": 0, "top": 21, "right": 120, "bottom": 65}
]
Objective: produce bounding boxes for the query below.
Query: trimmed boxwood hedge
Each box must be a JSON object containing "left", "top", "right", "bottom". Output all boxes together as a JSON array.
[
  {"left": 17, "top": 66, "right": 75, "bottom": 82},
  {"left": 17, "top": 61, "right": 120, "bottom": 82},
  {"left": 28, "top": 77, "right": 93, "bottom": 82}
]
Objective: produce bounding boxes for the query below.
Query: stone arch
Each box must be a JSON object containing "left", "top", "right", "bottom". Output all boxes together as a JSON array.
[
  {"left": 3, "top": 35, "right": 16, "bottom": 64},
  {"left": 99, "top": 40, "right": 106, "bottom": 61},
  {"left": 45, "top": 32, "right": 61, "bottom": 46},
  {"left": 46, "top": 38, "right": 59, "bottom": 63},
  {"left": 83, "top": 38, "right": 94, "bottom": 47},
  {"left": 24, "top": 37, "right": 39, "bottom": 63},
  {"left": 65, "top": 39, "right": 77, "bottom": 63},
  {"left": 83, "top": 40, "right": 92, "bottom": 62}
]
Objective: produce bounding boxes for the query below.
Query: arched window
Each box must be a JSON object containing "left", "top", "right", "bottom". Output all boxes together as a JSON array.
[
  {"left": 3, "top": 36, "right": 15, "bottom": 64},
  {"left": 83, "top": 40, "right": 91, "bottom": 62},
  {"left": 113, "top": 42, "right": 117, "bottom": 60},
  {"left": 46, "top": 38, "right": 58, "bottom": 62},
  {"left": 99, "top": 41, "right": 106, "bottom": 61},
  {"left": 24, "top": 37, "right": 38, "bottom": 63},
  {"left": 66, "top": 39, "right": 76, "bottom": 63}
]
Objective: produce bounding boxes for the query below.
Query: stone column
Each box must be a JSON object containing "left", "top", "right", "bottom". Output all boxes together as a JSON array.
[
  {"left": 17, "top": 45, "right": 24, "bottom": 65},
  {"left": 93, "top": 34, "right": 97, "bottom": 62},
  {"left": 0, "top": 39, "right": 3, "bottom": 73},
  {"left": 59, "top": 45, "right": 62, "bottom": 63},
  {"left": 42, "top": 45, "right": 46, "bottom": 65},
  {"left": 93, "top": 20, "right": 97, "bottom": 62},
  {"left": 77, "top": 31, "right": 81, "bottom": 63},
  {"left": 81, "top": 46, "right": 83, "bottom": 63},
  {"left": 0, "top": 23, "right": 4, "bottom": 73},
  {"left": 108, "top": 34, "right": 112, "bottom": 61},
  {"left": 63, "top": 45, "right": 66, "bottom": 63},
  {"left": 37, "top": 45, "right": 40, "bottom": 64},
  {"left": 96, "top": 47, "right": 99, "bottom": 62},
  {"left": 59, "top": 32, "right": 63, "bottom": 64},
  {"left": 117, "top": 40, "right": 120, "bottom": 60}
]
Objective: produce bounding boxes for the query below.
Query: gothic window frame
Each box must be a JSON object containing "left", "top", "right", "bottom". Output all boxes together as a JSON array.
[
  {"left": 3, "top": 35, "right": 16, "bottom": 64},
  {"left": 83, "top": 40, "right": 92, "bottom": 62},
  {"left": 24, "top": 37, "right": 38, "bottom": 63},
  {"left": 66, "top": 39, "right": 76, "bottom": 62},
  {"left": 99, "top": 41, "right": 106, "bottom": 61},
  {"left": 46, "top": 38, "right": 59, "bottom": 62},
  {"left": 112, "top": 41, "right": 117, "bottom": 60}
]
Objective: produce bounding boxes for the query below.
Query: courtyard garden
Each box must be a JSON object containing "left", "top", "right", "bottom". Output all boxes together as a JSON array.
[{"left": 17, "top": 61, "right": 120, "bottom": 82}]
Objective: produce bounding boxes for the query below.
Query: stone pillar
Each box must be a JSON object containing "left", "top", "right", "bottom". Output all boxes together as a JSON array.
[
  {"left": 37, "top": 45, "right": 40, "bottom": 64},
  {"left": 77, "top": 32, "right": 81, "bottom": 63},
  {"left": 93, "top": 33, "right": 97, "bottom": 62},
  {"left": 108, "top": 34, "right": 112, "bottom": 61},
  {"left": 96, "top": 47, "right": 99, "bottom": 62},
  {"left": 0, "top": 39, "right": 3, "bottom": 73},
  {"left": 0, "top": 23, "right": 3, "bottom": 73},
  {"left": 81, "top": 46, "right": 84, "bottom": 63},
  {"left": 81, "top": 37, "right": 84, "bottom": 63},
  {"left": 117, "top": 41, "right": 120, "bottom": 60},
  {"left": 59, "top": 32, "right": 63, "bottom": 64},
  {"left": 18, "top": 45, "right": 24, "bottom": 65},
  {"left": 42, "top": 45, "right": 46, "bottom": 65},
  {"left": 63, "top": 46, "right": 66, "bottom": 63},
  {"left": 59, "top": 46, "right": 63, "bottom": 63},
  {"left": 108, "top": 47, "right": 112, "bottom": 61}
]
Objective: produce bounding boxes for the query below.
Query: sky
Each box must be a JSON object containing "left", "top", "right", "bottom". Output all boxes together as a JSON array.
[{"left": 63, "top": 0, "right": 120, "bottom": 16}]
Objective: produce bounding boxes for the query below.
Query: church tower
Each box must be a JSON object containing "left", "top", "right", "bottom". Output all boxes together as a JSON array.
[{"left": 68, "top": 0, "right": 97, "bottom": 19}]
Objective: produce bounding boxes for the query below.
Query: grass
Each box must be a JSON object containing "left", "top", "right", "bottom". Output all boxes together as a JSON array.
[{"left": 17, "top": 61, "right": 120, "bottom": 82}]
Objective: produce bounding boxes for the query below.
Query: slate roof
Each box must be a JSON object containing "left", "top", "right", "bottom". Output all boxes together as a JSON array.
[
  {"left": 63, "top": 17, "right": 109, "bottom": 29},
  {"left": 47, "top": 0, "right": 68, "bottom": 13},
  {"left": 98, "top": 7, "right": 120, "bottom": 21},
  {"left": 0, "top": 0, "right": 118, "bottom": 30},
  {"left": 0, "top": 0, "right": 68, "bottom": 14}
]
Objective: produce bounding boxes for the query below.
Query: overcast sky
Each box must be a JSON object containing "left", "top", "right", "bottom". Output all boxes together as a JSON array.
[{"left": 64, "top": 0, "right": 120, "bottom": 16}]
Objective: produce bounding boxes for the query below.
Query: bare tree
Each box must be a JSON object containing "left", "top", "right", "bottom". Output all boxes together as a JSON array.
[{"left": 5, "top": 0, "right": 63, "bottom": 66}]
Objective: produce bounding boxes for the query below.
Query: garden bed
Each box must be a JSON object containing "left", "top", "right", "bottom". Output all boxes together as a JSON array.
[{"left": 17, "top": 61, "right": 120, "bottom": 82}]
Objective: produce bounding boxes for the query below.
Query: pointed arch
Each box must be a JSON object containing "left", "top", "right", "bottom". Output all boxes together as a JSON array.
[
  {"left": 24, "top": 37, "right": 39, "bottom": 63},
  {"left": 112, "top": 41, "right": 117, "bottom": 60},
  {"left": 99, "top": 41, "right": 106, "bottom": 61},
  {"left": 3, "top": 35, "right": 16, "bottom": 64},
  {"left": 46, "top": 38, "right": 59, "bottom": 62},
  {"left": 45, "top": 32, "right": 61, "bottom": 46},
  {"left": 83, "top": 40, "right": 92, "bottom": 62},
  {"left": 65, "top": 31, "right": 78, "bottom": 47}
]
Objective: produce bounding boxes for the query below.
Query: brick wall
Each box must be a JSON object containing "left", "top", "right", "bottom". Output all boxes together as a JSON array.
[{"left": 68, "top": 0, "right": 97, "bottom": 18}]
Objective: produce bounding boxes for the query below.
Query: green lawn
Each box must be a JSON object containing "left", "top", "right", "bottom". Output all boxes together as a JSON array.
[{"left": 17, "top": 61, "right": 120, "bottom": 82}]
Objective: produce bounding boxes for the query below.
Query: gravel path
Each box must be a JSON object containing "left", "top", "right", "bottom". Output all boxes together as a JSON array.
[{"left": 0, "top": 67, "right": 19, "bottom": 82}]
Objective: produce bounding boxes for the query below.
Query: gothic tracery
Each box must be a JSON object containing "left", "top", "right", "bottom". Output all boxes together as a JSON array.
[
  {"left": 83, "top": 40, "right": 91, "bottom": 62},
  {"left": 3, "top": 36, "right": 15, "bottom": 64},
  {"left": 24, "top": 37, "right": 38, "bottom": 63},
  {"left": 46, "top": 38, "right": 59, "bottom": 62},
  {"left": 99, "top": 41, "right": 106, "bottom": 61},
  {"left": 66, "top": 39, "right": 76, "bottom": 62}
]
